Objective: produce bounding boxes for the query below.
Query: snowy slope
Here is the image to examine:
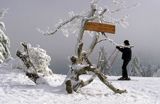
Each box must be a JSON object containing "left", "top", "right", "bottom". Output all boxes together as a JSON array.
[{"left": 0, "top": 63, "right": 160, "bottom": 104}]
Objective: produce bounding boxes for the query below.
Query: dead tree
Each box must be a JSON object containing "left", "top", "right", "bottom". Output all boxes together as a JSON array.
[
  {"left": 39, "top": 0, "right": 138, "bottom": 94},
  {"left": 64, "top": 1, "right": 126, "bottom": 94},
  {"left": 65, "top": 54, "right": 126, "bottom": 94}
]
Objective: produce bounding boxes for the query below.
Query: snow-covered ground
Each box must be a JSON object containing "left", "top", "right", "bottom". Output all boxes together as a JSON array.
[{"left": 0, "top": 63, "right": 160, "bottom": 104}]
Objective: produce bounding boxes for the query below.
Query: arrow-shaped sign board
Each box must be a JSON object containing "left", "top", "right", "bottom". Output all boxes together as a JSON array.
[{"left": 84, "top": 22, "right": 115, "bottom": 34}]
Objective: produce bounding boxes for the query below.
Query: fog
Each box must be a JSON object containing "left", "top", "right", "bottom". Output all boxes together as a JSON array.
[{"left": 1, "top": 0, "right": 160, "bottom": 74}]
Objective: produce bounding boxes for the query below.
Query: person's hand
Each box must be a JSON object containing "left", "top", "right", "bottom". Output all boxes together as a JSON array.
[{"left": 116, "top": 46, "right": 119, "bottom": 48}]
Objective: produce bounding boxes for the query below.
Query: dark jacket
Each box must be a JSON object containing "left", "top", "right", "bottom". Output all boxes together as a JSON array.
[{"left": 116, "top": 46, "right": 132, "bottom": 61}]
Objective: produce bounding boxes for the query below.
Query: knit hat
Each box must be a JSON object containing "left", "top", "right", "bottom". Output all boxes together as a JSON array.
[{"left": 124, "top": 40, "right": 130, "bottom": 45}]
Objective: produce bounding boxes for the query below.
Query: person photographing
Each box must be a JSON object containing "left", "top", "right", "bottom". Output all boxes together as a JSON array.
[{"left": 116, "top": 40, "right": 132, "bottom": 80}]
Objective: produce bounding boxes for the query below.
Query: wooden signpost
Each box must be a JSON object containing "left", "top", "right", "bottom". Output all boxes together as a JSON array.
[{"left": 84, "top": 22, "right": 115, "bottom": 34}]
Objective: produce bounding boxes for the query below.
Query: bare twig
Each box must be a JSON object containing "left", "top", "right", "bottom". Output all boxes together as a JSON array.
[{"left": 97, "top": 38, "right": 107, "bottom": 43}]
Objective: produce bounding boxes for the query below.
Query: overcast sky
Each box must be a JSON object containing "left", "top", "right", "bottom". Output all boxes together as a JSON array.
[{"left": 1, "top": 0, "right": 160, "bottom": 74}]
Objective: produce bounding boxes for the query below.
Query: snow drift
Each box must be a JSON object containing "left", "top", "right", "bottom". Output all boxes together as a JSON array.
[{"left": 0, "top": 61, "right": 160, "bottom": 104}]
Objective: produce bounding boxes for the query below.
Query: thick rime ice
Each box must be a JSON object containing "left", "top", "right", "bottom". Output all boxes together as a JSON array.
[
  {"left": 16, "top": 43, "right": 54, "bottom": 84},
  {"left": 27, "top": 44, "right": 52, "bottom": 75},
  {"left": 17, "top": 43, "right": 53, "bottom": 76}
]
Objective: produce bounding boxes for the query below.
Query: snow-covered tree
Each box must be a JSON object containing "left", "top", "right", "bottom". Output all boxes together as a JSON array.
[
  {"left": 153, "top": 68, "right": 160, "bottom": 77},
  {"left": 16, "top": 42, "right": 53, "bottom": 84},
  {"left": 38, "top": 0, "right": 139, "bottom": 94},
  {"left": 130, "top": 56, "right": 144, "bottom": 76},
  {"left": 0, "top": 8, "right": 11, "bottom": 63},
  {"left": 130, "top": 57, "right": 160, "bottom": 77},
  {"left": 97, "top": 47, "right": 112, "bottom": 75}
]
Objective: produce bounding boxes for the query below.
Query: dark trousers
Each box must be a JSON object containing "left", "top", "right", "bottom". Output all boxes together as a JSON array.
[{"left": 122, "top": 59, "right": 130, "bottom": 78}]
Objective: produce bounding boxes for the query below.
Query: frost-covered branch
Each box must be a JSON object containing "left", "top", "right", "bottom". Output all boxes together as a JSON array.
[
  {"left": 38, "top": 15, "right": 83, "bottom": 36},
  {"left": 101, "top": 32, "right": 134, "bottom": 48},
  {"left": 100, "top": 1, "right": 140, "bottom": 28},
  {"left": 101, "top": 32, "right": 118, "bottom": 46},
  {"left": 110, "top": 0, "right": 140, "bottom": 14},
  {"left": 0, "top": 8, "right": 8, "bottom": 20},
  {"left": 85, "top": 9, "right": 107, "bottom": 21}
]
